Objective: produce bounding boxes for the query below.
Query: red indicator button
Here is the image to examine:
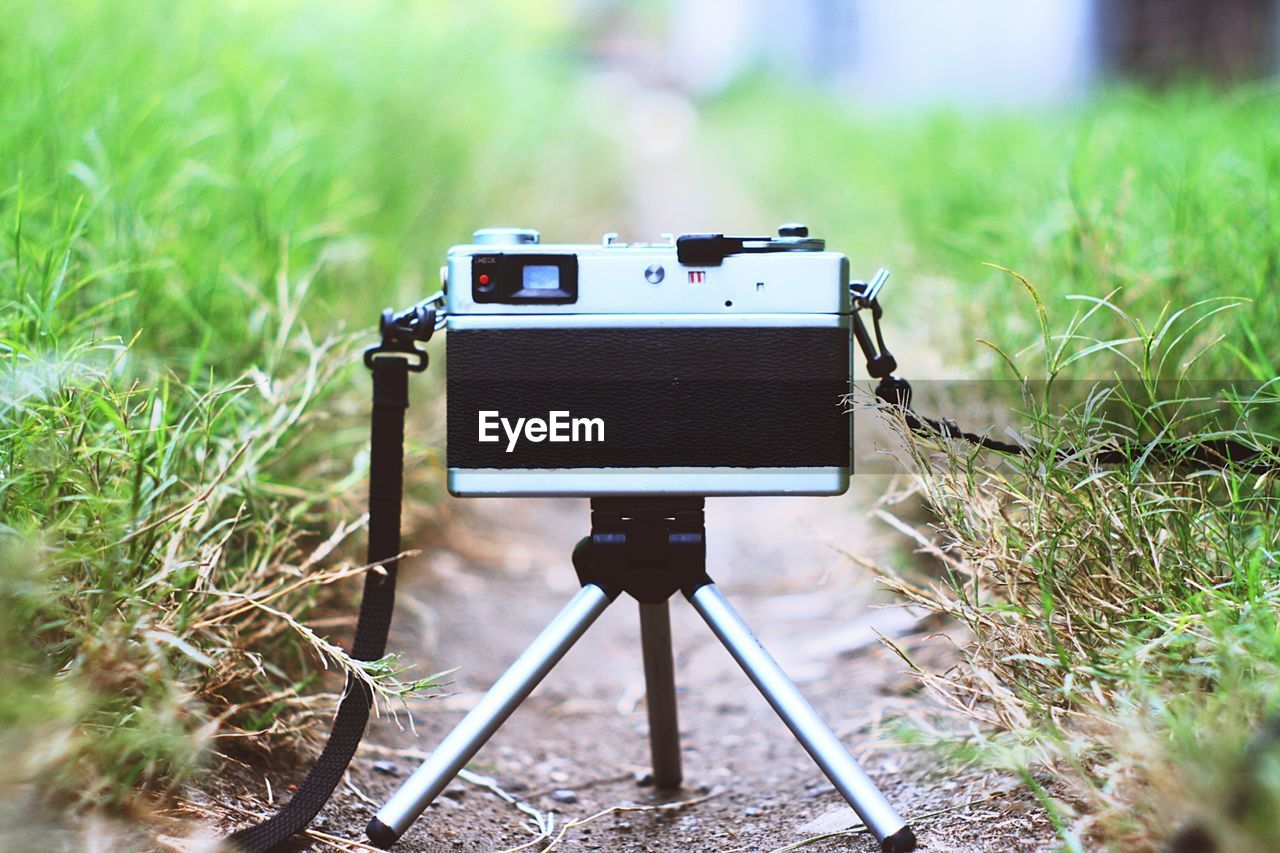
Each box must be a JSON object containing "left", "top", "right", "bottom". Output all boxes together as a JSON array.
[{"left": 478, "top": 273, "right": 490, "bottom": 285}]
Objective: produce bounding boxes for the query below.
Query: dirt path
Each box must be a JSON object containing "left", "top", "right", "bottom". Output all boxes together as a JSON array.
[
  {"left": 321, "top": 494, "right": 1046, "bottom": 853},
  {"left": 295, "top": 77, "right": 1058, "bottom": 853}
]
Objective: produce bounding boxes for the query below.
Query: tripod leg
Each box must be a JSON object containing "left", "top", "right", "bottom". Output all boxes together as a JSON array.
[
  {"left": 639, "top": 601, "right": 682, "bottom": 789},
  {"left": 368, "top": 584, "right": 613, "bottom": 848},
  {"left": 687, "top": 583, "right": 916, "bottom": 853}
]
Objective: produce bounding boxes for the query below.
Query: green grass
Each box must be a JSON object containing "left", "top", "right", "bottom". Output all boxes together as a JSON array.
[
  {"left": 708, "top": 84, "right": 1280, "bottom": 848},
  {"left": 0, "top": 0, "right": 620, "bottom": 820},
  {"left": 712, "top": 83, "right": 1280, "bottom": 380}
]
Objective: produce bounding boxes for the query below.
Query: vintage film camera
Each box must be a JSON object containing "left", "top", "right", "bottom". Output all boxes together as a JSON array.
[{"left": 444, "top": 225, "right": 860, "bottom": 497}]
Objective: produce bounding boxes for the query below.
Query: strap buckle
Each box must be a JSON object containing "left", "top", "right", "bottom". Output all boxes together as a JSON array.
[{"left": 364, "top": 292, "right": 445, "bottom": 372}]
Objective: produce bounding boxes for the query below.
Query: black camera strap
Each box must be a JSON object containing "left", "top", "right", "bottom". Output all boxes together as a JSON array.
[
  {"left": 228, "top": 304, "right": 436, "bottom": 852},
  {"left": 851, "top": 296, "right": 1278, "bottom": 474}
]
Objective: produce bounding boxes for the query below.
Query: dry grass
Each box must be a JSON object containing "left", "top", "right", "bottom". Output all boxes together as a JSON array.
[
  {"left": 0, "top": 328, "right": 434, "bottom": 813},
  {"left": 858, "top": 285, "right": 1280, "bottom": 850}
]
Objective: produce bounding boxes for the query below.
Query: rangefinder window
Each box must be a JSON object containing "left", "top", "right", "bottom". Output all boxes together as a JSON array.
[{"left": 472, "top": 253, "right": 577, "bottom": 304}]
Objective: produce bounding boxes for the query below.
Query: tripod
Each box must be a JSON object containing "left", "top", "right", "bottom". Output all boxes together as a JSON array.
[{"left": 368, "top": 498, "right": 916, "bottom": 852}]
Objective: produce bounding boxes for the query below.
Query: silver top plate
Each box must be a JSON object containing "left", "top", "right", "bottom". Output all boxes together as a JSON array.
[{"left": 446, "top": 242, "right": 851, "bottom": 316}]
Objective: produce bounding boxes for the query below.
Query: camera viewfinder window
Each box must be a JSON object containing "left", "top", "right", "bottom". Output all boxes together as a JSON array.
[
  {"left": 472, "top": 253, "right": 576, "bottom": 303},
  {"left": 523, "top": 265, "right": 560, "bottom": 290}
]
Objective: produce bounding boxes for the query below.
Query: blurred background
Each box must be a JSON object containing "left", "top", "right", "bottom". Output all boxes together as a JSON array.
[{"left": 664, "top": 0, "right": 1278, "bottom": 101}]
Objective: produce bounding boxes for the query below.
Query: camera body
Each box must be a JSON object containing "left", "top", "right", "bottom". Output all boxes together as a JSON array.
[{"left": 443, "top": 226, "right": 854, "bottom": 497}]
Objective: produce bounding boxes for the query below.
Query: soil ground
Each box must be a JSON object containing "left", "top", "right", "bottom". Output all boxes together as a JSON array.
[
  {"left": 207, "top": 493, "right": 1055, "bottom": 853},
  {"left": 419, "top": 496, "right": 1055, "bottom": 852}
]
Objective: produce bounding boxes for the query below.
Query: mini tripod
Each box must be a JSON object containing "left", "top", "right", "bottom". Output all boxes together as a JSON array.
[{"left": 368, "top": 498, "right": 916, "bottom": 852}]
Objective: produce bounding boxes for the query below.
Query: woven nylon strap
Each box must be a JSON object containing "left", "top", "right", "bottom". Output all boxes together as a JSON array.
[{"left": 227, "top": 356, "right": 409, "bottom": 851}]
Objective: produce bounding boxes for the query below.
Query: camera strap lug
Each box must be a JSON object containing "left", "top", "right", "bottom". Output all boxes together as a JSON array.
[
  {"left": 363, "top": 291, "right": 446, "bottom": 372},
  {"left": 850, "top": 268, "right": 898, "bottom": 380}
]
